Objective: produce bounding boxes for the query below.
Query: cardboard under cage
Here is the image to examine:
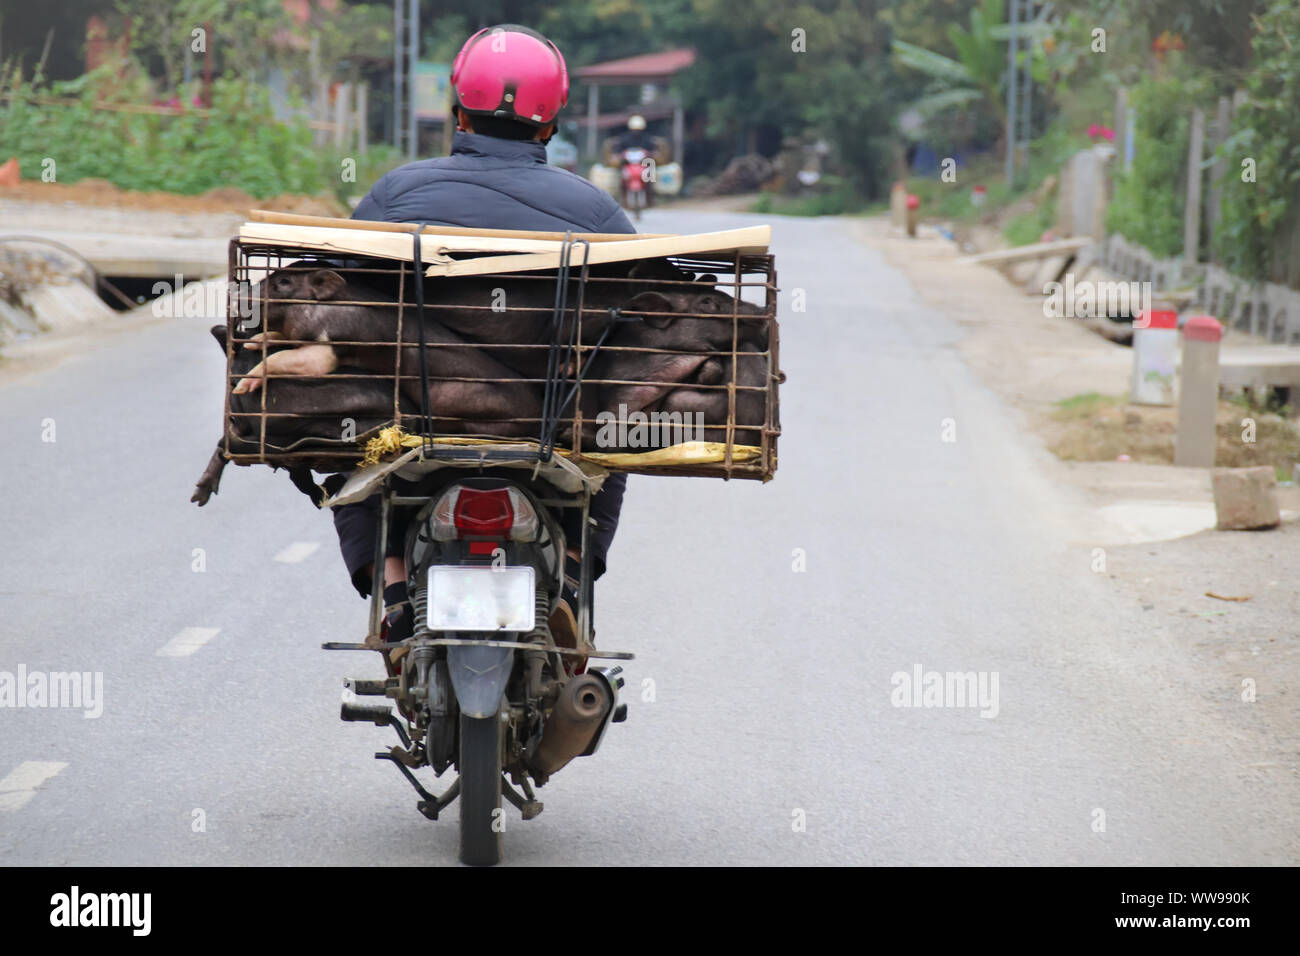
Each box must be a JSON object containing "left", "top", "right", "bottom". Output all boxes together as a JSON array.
[{"left": 219, "top": 211, "right": 781, "bottom": 481}]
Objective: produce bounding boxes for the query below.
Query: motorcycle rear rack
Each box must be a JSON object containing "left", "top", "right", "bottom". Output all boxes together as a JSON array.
[{"left": 322, "top": 638, "right": 634, "bottom": 661}]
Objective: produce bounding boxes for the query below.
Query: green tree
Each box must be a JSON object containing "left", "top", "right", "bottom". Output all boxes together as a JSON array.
[
  {"left": 892, "top": 0, "right": 1028, "bottom": 150},
  {"left": 1106, "top": 63, "right": 1206, "bottom": 258},
  {"left": 1214, "top": 0, "right": 1300, "bottom": 282}
]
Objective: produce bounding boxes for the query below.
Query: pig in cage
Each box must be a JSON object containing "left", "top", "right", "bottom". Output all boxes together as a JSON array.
[{"left": 220, "top": 237, "right": 781, "bottom": 481}]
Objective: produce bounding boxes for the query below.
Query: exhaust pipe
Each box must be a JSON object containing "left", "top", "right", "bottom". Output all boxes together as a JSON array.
[{"left": 527, "top": 674, "right": 612, "bottom": 779}]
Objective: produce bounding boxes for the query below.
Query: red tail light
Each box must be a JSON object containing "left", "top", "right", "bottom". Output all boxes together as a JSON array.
[
  {"left": 430, "top": 485, "right": 540, "bottom": 542},
  {"left": 454, "top": 488, "right": 514, "bottom": 536}
]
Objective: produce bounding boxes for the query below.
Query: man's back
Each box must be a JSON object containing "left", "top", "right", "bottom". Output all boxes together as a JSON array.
[
  {"left": 353, "top": 131, "right": 635, "bottom": 236},
  {"left": 336, "top": 125, "right": 633, "bottom": 600}
]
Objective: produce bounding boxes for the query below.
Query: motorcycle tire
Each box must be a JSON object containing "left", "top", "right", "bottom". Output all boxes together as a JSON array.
[{"left": 458, "top": 710, "right": 503, "bottom": 866}]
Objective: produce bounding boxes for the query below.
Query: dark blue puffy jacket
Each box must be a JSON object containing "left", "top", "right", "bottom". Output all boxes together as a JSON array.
[
  {"left": 343, "top": 129, "right": 632, "bottom": 582},
  {"left": 352, "top": 131, "right": 635, "bottom": 235}
]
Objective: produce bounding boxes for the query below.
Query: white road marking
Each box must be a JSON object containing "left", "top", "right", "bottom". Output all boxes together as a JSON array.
[
  {"left": 274, "top": 541, "right": 320, "bottom": 564},
  {"left": 0, "top": 761, "right": 68, "bottom": 811},
  {"left": 157, "top": 626, "right": 221, "bottom": 658}
]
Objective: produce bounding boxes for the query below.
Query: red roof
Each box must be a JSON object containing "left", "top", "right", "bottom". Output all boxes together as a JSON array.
[{"left": 575, "top": 48, "right": 696, "bottom": 81}]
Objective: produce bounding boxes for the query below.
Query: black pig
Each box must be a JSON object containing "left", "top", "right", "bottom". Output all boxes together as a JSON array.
[
  {"left": 192, "top": 323, "right": 409, "bottom": 506},
  {"left": 234, "top": 268, "right": 542, "bottom": 437},
  {"left": 566, "top": 285, "right": 772, "bottom": 452}
]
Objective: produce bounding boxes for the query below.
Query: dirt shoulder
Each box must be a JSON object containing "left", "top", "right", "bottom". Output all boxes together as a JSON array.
[
  {"left": 853, "top": 213, "right": 1298, "bottom": 766},
  {"left": 851, "top": 215, "right": 1300, "bottom": 519}
]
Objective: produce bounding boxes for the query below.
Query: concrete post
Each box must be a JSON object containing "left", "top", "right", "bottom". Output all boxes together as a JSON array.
[
  {"left": 586, "top": 84, "right": 599, "bottom": 163},
  {"left": 355, "top": 82, "right": 368, "bottom": 155},
  {"left": 905, "top": 193, "right": 920, "bottom": 238},
  {"left": 1207, "top": 96, "right": 1231, "bottom": 259},
  {"left": 406, "top": 0, "right": 418, "bottom": 161},
  {"left": 1114, "top": 87, "right": 1127, "bottom": 166},
  {"left": 314, "top": 77, "right": 329, "bottom": 147},
  {"left": 890, "top": 181, "right": 907, "bottom": 228},
  {"left": 672, "top": 103, "right": 684, "bottom": 166},
  {"left": 333, "top": 82, "right": 349, "bottom": 148},
  {"left": 1184, "top": 108, "right": 1205, "bottom": 263},
  {"left": 1174, "top": 315, "right": 1223, "bottom": 467},
  {"left": 1005, "top": 0, "right": 1019, "bottom": 187},
  {"left": 1131, "top": 309, "right": 1178, "bottom": 405},
  {"left": 392, "top": 0, "right": 404, "bottom": 150}
]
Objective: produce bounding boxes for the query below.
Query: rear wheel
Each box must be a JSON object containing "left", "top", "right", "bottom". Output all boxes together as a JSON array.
[{"left": 458, "top": 710, "right": 503, "bottom": 866}]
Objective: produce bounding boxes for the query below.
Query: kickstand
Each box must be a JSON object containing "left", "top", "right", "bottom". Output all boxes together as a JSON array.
[
  {"left": 375, "top": 752, "right": 460, "bottom": 820},
  {"left": 501, "top": 775, "right": 544, "bottom": 820}
]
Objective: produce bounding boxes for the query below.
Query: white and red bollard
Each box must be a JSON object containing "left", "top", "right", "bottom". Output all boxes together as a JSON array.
[
  {"left": 1130, "top": 309, "right": 1178, "bottom": 405},
  {"left": 1174, "top": 315, "right": 1223, "bottom": 467}
]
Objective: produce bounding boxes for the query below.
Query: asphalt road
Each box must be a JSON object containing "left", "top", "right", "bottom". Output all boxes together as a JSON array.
[{"left": 1, "top": 209, "right": 1294, "bottom": 866}]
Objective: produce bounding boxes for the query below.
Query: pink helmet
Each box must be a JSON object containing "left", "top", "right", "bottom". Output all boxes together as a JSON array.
[{"left": 450, "top": 24, "right": 568, "bottom": 127}]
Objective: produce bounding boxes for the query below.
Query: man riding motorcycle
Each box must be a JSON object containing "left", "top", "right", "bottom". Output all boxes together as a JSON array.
[
  {"left": 612, "top": 114, "right": 661, "bottom": 210},
  {"left": 615, "top": 114, "right": 656, "bottom": 154},
  {"left": 330, "top": 24, "right": 634, "bottom": 652}
]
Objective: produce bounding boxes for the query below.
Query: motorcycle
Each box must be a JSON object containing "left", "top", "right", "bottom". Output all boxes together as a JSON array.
[
  {"left": 326, "top": 447, "right": 633, "bottom": 867},
  {"left": 620, "top": 147, "right": 651, "bottom": 220}
]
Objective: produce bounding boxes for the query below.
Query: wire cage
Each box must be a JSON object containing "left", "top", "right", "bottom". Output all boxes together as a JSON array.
[{"left": 222, "top": 235, "right": 781, "bottom": 481}]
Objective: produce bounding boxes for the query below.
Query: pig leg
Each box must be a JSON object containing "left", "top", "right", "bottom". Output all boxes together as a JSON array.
[
  {"left": 191, "top": 445, "right": 228, "bottom": 506},
  {"left": 234, "top": 343, "right": 339, "bottom": 394}
]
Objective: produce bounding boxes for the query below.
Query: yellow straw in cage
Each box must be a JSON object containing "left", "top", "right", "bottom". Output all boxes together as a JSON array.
[{"left": 360, "top": 425, "right": 763, "bottom": 468}]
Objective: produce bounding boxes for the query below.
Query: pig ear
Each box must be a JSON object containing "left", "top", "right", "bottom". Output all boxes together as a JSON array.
[
  {"left": 308, "top": 270, "right": 347, "bottom": 300},
  {"left": 622, "top": 291, "right": 678, "bottom": 329},
  {"left": 628, "top": 258, "right": 686, "bottom": 282}
]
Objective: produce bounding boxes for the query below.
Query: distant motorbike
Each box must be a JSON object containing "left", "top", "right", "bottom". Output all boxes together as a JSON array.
[
  {"left": 619, "top": 147, "right": 652, "bottom": 220},
  {"left": 330, "top": 452, "right": 632, "bottom": 867}
]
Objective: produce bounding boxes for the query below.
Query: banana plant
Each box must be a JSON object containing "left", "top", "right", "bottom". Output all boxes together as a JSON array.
[{"left": 893, "top": 0, "right": 1051, "bottom": 145}]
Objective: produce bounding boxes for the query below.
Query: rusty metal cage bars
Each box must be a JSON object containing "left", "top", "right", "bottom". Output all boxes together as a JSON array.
[{"left": 221, "top": 240, "right": 781, "bottom": 480}]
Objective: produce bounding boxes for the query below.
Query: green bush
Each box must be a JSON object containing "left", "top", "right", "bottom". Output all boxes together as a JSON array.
[
  {"left": 1003, "top": 198, "right": 1056, "bottom": 246},
  {"left": 0, "top": 66, "right": 330, "bottom": 198},
  {"left": 1213, "top": 1, "right": 1300, "bottom": 282},
  {"left": 750, "top": 175, "right": 868, "bottom": 217},
  {"left": 1106, "top": 64, "right": 1205, "bottom": 258}
]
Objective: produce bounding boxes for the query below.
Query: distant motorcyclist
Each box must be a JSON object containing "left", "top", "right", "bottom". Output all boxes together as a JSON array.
[
  {"left": 614, "top": 114, "right": 657, "bottom": 155},
  {"left": 612, "top": 115, "right": 662, "bottom": 212}
]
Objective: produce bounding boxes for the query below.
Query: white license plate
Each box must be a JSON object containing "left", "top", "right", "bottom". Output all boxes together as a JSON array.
[{"left": 426, "top": 566, "right": 536, "bottom": 632}]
